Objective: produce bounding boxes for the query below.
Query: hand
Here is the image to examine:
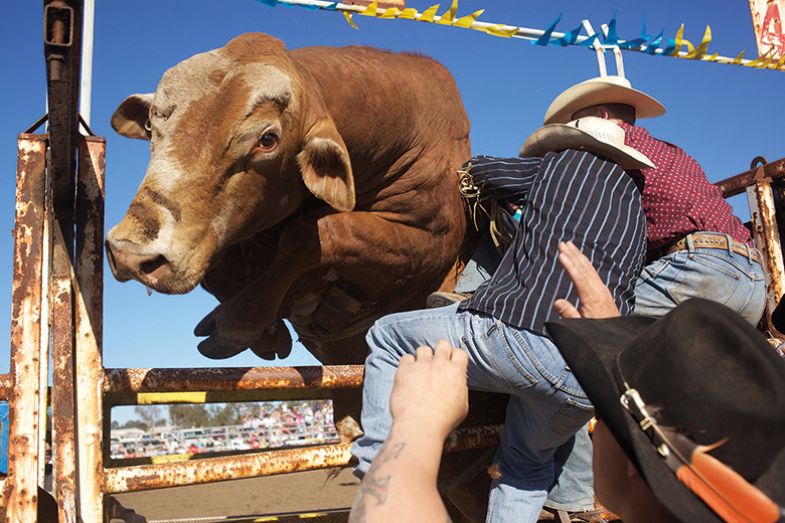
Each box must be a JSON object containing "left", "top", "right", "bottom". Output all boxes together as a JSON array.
[
  {"left": 553, "top": 241, "right": 621, "bottom": 319},
  {"left": 389, "top": 340, "right": 469, "bottom": 441}
]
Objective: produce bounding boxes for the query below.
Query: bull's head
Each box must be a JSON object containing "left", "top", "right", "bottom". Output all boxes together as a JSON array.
[{"left": 106, "top": 33, "right": 354, "bottom": 294}]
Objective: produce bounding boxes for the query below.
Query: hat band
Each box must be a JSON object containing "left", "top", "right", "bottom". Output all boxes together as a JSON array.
[{"left": 618, "top": 385, "right": 783, "bottom": 522}]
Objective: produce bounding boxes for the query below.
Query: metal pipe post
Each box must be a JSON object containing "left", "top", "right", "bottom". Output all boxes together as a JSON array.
[{"left": 4, "top": 135, "right": 48, "bottom": 522}]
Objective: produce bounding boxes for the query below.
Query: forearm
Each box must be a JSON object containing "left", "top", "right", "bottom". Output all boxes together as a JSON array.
[{"left": 349, "top": 422, "right": 450, "bottom": 523}]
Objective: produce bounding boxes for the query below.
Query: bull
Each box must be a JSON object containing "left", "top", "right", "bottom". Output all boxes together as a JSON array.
[{"left": 107, "top": 33, "right": 472, "bottom": 368}]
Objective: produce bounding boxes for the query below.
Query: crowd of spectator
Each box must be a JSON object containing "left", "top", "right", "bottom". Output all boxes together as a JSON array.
[{"left": 110, "top": 400, "right": 339, "bottom": 460}]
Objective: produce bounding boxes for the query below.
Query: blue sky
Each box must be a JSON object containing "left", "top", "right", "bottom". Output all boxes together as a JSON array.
[{"left": 1, "top": 1, "right": 783, "bottom": 374}]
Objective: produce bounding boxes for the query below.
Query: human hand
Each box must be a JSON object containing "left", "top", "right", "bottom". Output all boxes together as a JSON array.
[
  {"left": 553, "top": 241, "right": 621, "bottom": 319},
  {"left": 389, "top": 340, "right": 469, "bottom": 441}
]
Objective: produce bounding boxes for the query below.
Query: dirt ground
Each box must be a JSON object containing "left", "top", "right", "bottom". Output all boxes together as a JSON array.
[{"left": 110, "top": 467, "right": 359, "bottom": 522}]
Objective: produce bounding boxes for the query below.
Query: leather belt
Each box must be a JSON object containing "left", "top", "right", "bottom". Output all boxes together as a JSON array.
[{"left": 665, "top": 233, "right": 760, "bottom": 264}]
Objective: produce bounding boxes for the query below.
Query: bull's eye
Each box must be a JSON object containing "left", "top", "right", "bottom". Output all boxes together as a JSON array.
[
  {"left": 144, "top": 119, "right": 152, "bottom": 133},
  {"left": 257, "top": 131, "right": 279, "bottom": 152}
]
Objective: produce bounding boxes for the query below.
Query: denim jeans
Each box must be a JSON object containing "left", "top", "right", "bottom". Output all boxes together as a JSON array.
[
  {"left": 351, "top": 304, "right": 594, "bottom": 523},
  {"left": 634, "top": 233, "right": 766, "bottom": 324},
  {"left": 546, "top": 233, "right": 767, "bottom": 512}
]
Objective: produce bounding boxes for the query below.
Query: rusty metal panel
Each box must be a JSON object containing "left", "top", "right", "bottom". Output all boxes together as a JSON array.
[
  {"left": 749, "top": 0, "right": 785, "bottom": 60},
  {"left": 104, "top": 365, "right": 365, "bottom": 397},
  {"left": 747, "top": 180, "right": 785, "bottom": 334},
  {"left": 3, "top": 135, "right": 47, "bottom": 522},
  {"left": 75, "top": 136, "right": 106, "bottom": 522}
]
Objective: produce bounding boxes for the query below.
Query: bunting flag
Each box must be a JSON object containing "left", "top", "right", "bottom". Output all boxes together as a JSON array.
[{"left": 256, "top": 0, "right": 785, "bottom": 72}]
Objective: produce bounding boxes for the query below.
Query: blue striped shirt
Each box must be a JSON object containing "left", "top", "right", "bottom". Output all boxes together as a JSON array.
[{"left": 459, "top": 150, "right": 647, "bottom": 335}]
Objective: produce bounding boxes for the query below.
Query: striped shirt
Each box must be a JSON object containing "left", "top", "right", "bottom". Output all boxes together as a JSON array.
[{"left": 459, "top": 150, "right": 647, "bottom": 335}]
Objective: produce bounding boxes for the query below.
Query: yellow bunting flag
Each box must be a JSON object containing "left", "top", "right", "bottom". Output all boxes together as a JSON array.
[
  {"left": 343, "top": 11, "right": 359, "bottom": 29},
  {"left": 379, "top": 7, "right": 401, "bottom": 19},
  {"left": 436, "top": 0, "right": 459, "bottom": 25},
  {"left": 482, "top": 24, "right": 519, "bottom": 37},
  {"left": 398, "top": 7, "right": 419, "bottom": 20},
  {"left": 687, "top": 25, "right": 712, "bottom": 59},
  {"left": 419, "top": 4, "right": 440, "bottom": 22},
  {"left": 359, "top": 0, "right": 378, "bottom": 17},
  {"left": 669, "top": 24, "right": 695, "bottom": 56},
  {"left": 732, "top": 49, "right": 746, "bottom": 64},
  {"left": 454, "top": 9, "right": 485, "bottom": 28},
  {"left": 774, "top": 54, "right": 785, "bottom": 70}
]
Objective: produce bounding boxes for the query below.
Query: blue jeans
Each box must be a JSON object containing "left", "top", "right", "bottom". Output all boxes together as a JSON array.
[
  {"left": 351, "top": 304, "right": 594, "bottom": 523},
  {"left": 634, "top": 233, "right": 766, "bottom": 324},
  {"left": 548, "top": 233, "right": 767, "bottom": 512}
]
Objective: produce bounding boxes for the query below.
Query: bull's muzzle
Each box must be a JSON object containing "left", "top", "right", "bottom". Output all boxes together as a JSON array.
[{"left": 105, "top": 237, "right": 171, "bottom": 284}]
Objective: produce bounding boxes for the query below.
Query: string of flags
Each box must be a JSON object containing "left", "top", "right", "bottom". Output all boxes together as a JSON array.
[{"left": 256, "top": 0, "right": 785, "bottom": 72}]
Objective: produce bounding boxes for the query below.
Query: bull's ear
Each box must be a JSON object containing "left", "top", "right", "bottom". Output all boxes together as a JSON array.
[
  {"left": 111, "top": 93, "right": 154, "bottom": 140},
  {"left": 297, "top": 119, "right": 355, "bottom": 212}
]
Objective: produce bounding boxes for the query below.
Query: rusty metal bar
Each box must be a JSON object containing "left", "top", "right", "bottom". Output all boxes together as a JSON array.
[
  {"left": 3, "top": 135, "right": 48, "bottom": 522},
  {"left": 104, "top": 365, "right": 365, "bottom": 395},
  {"left": 103, "top": 424, "right": 501, "bottom": 494},
  {"left": 716, "top": 157, "right": 785, "bottom": 198},
  {"left": 74, "top": 136, "right": 105, "bottom": 521},
  {"left": 747, "top": 180, "right": 785, "bottom": 334},
  {"left": 51, "top": 214, "right": 78, "bottom": 523}
]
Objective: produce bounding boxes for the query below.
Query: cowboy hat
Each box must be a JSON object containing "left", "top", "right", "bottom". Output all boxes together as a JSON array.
[
  {"left": 546, "top": 299, "right": 785, "bottom": 522},
  {"left": 544, "top": 75, "right": 666, "bottom": 126},
  {"left": 519, "top": 116, "right": 655, "bottom": 170}
]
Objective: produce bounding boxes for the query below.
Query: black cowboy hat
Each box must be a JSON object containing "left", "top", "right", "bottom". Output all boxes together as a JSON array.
[{"left": 546, "top": 298, "right": 785, "bottom": 522}]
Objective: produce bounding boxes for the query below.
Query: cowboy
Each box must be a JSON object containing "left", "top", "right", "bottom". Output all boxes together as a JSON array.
[
  {"left": 546, "top": 75, "right": 766, "bottom": 324},
  {"left": 428, "top": 75, "right": 768, "bottom": 519},
  {"left": 351, "top": 117, "right": 654, "bottom": 522},
  {"left": 548, "top": 241, "right": 785, "bottom": 523}
]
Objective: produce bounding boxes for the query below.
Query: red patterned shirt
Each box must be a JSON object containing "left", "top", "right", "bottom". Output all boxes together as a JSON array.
[{"left": 619, "top": 122, "right": 751, "bottom": 259}]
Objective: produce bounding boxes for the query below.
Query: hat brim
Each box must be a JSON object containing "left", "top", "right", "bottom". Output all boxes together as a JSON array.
[
  {"left": 519, "top": 125, "right": 655, "bottom": 170},
  {"left": 547, "top": 316, "right": 727, "bottom": 522},
  {"left": 544, "top": 82, "right": 666, "bottom": 126}
]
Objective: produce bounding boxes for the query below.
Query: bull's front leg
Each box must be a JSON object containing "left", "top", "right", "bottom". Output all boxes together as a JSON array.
[{"left": 194, "top": 210, "right": 459, "bottom": 359}]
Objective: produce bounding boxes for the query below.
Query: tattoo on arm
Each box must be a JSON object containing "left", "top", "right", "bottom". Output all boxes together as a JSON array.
[{"left": 350, "top": 442, "right": 407, "bottom": 522}]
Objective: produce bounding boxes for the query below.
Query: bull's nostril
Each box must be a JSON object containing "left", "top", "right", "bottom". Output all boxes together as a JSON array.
[{"left": 139, "top": 254, "right": 169, "bottom": 275}]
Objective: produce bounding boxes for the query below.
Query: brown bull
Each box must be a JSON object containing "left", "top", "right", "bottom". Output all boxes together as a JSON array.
[{"left": 106, "top": 33, "right": 472, "bottom": 365}]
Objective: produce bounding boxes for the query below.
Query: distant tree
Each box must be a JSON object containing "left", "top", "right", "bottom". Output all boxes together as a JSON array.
[
  {"left": 134, "top": 405, "right": 164, "bottom": 429},
  {"left": 209, "top": 403, "right": 242, "bottom": 427},
  {"left": 121, "top": 419, "right": 148, "bottom": 430},
  {"left": 111, "top": 420, "right": 119, "bottom": 429},
  {"left": 169, "top": 404, "right": 211, "bottom": 428}
]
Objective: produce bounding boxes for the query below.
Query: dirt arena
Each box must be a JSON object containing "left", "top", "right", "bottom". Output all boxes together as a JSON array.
[{"left": 110, "top": 467, "right": 359, "bottom": 522}]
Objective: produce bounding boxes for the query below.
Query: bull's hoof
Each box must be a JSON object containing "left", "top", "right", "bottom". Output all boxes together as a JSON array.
[
  {"left": 197, "top": 334, "right": 250, "bottom": 360},
  {"left": 249, "top": 320, "right": 292, "bottom": 360}
]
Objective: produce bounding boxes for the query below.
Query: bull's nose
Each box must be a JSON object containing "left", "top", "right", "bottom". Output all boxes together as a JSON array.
[{"left": 105, "top": 238, "right": 171, "bottom": 283}]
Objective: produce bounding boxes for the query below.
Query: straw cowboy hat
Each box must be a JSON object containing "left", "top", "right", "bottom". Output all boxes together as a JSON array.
[
  {"left": 519, "top": 116, "right": 655, "bottom": 170},
  {"left": 546, "top": 299, "right": 785, "bottom": 522},
  {"left": 544, "top": 75, "right": 666, "bottom": 126}
]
